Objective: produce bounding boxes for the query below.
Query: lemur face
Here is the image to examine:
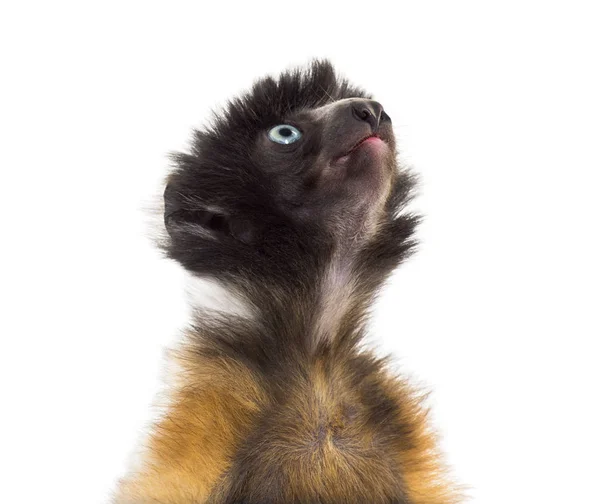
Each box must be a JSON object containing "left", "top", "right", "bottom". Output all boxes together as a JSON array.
[
  {"left": 252, "top": 97, "right": 396, "bottom": 229},
  {"left": 163, "top": 61, "right": 411, "bottom": 284}
]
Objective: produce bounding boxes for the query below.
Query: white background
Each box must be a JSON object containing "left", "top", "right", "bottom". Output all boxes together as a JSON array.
[{"left": 1, "top": 1, "right": 599, "bottom": 503}]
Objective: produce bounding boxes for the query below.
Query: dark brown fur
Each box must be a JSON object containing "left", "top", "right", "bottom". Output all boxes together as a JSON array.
[{"left": 115, "top": 61, "right": 460, "bottom": 504}]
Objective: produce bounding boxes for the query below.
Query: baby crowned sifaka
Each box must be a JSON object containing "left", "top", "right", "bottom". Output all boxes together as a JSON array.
[{"left": 114, "top": 60, "right": 460, "bottom": 504}]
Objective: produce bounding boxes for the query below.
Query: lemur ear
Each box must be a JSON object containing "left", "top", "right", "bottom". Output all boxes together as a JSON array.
[{"left": 163, "top": 184, "right": 256, "bottom": 244}]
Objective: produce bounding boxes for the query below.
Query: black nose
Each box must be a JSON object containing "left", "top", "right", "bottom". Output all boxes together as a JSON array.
[{"left": 351, "top": 100, "right": 388, "bottom": 131}]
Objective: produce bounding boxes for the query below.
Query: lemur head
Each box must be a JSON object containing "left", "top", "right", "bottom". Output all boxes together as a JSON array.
[{"left": 163, "top": 60, "right": 417, "bottom": 289}]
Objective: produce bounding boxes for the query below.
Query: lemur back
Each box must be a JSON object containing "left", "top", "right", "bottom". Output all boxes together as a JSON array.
[{"left": 114, "top": 60, "right": 459, "bottom": 504}]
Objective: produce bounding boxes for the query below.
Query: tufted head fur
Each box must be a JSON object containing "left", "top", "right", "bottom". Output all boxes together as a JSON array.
[{"left": 163, "top": 60, "right": 418, "bottom": 296}]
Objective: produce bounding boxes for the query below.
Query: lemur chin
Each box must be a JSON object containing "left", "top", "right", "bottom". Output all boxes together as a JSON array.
[{"left": 114, "top": 60, "right": 460, "bottom": 504}]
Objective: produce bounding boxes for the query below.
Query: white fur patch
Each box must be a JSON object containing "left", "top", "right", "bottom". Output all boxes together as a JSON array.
[{"left": 184, "top": 271, "right": 253, "bottom": 318}]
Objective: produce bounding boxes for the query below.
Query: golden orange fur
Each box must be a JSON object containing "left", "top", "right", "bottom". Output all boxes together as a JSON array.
[
  {"left": 115, "top": 337, "right": 460, "bottom": 504},
  {"left": 115, "top": 340, "right": 268, "bottom": 503}
]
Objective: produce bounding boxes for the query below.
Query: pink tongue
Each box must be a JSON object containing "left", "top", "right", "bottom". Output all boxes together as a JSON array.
[{"left": 362, "top": 136, "right": 384, "bottom": 146}]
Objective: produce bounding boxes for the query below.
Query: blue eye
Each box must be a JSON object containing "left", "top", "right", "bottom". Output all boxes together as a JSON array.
[{"left": 268, "top": 124, "right": 302, "bottom": 144}]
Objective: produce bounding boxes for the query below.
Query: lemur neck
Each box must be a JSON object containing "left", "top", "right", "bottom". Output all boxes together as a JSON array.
[
  {"left": 256, "top": 240, "right": 380, "bottom": 352},
  {"left": 311, "top": 247, "right": 363, "bottom": 347},
  {"left": 185, "top": 210, "right": 402, "bottom": 357},
  {"left": 185, "top": 248, "right": 377, "bottom": 353},
  {"left": 308, "top": 206, "right": 388, "bottom": 347}
]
